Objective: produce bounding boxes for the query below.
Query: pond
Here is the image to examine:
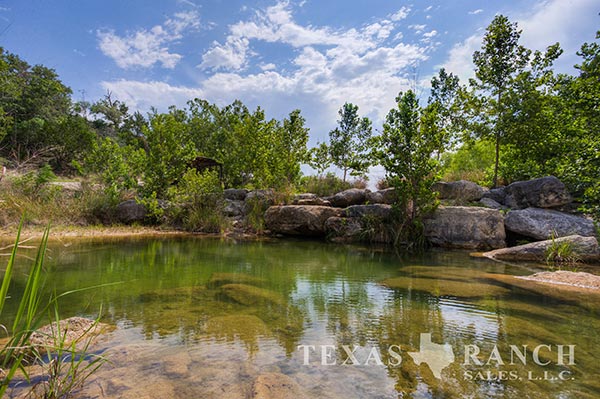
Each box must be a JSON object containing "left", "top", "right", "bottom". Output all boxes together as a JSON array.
[{"left": 4, "top": 236, "right": 600, "bottom": 398}]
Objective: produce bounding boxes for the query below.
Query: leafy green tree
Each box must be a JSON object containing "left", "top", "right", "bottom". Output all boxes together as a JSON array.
[
  {"left": 279, "top": 109, "right": 309, "bottom": 185},
  {"left": 428, "top": 68, "right": 463, "bottom": 158},
  {"left": 307, "top": 142, "right": 331, "bottom": 176},
  {"left": 374, "top": 90, "right": 442, "bottom": 247},
  {"left": 0, "top": 48, "right": 72, "bottom": 165},
  {"left": 469, "top": 15, "right": 532, "bottom": 187},
  {"left": 329, "top": 103, "right": 372, "bottom": 182}
]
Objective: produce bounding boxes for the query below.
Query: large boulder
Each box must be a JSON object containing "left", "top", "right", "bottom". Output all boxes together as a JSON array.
[
  {"left": 264, "top": 205, "right": 344, "bottom": 236},
  {"left": 345, "top": 204, "right": 393, "bottom": 220},
  {"left": 482, "top": 235, "right": 600, "bottom": 262},
  {"left": 116, "top": 199, "right": 147, "bottom": 224},
  {"left": 224, "top": 188, "right": 248, "bottom": 201},
  {"left": 245, "top": 189, "right": 276, "bottom": 214},
  {"left": 504, "top": 207, "right": 595, "bottom": 240},
  {"left": 326, "top": 188, "right": 369, "bottom": 208},
  {"left": 424, "top": 206, "right": 506, "bottom": 249},
  {"left": 482, "top": 187, "right": 506, "bottom": 204},
  {"left": 432, "top": 180, "right": 485, "bottom": 203},
  {"left": 366, "top": 188, "right": 397, "bottom": 204},
  {"left": 504, "top": 176, "right": 571, "bottom": 209}
]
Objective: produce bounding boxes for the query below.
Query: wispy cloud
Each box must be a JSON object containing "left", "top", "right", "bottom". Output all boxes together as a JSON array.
[
  {"left": 468, "top": 9, "right": 484, "bottom": 15},
  {"left": 97, "top": 11, "right": 200, "bottom": 69}
]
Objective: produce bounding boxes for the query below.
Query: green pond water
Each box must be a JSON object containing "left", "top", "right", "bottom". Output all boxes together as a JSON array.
[{"left": 4, "top": 236, "right": 600, "bottom": 398}]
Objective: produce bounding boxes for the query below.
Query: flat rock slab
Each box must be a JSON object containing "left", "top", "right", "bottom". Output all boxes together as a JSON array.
[
  {"left": 483, "top": 235, "right": 600, "bottom": 262},
  {"left": 504, "top": 208, "right": 595, "bottom": 240},
  {"left": 519, "top": 271, "right": 600, "bottom": 290},
  {"left": 29, "top": 317, "right": 111, "bottom": 353}
]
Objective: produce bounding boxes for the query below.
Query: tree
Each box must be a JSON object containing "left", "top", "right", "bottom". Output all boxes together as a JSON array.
[
  {"left": 374, "top": 91, "right": 443, "bottom": 247},
  {"left": 279, "top": 109, "right": 309, "bottom": 185},
  {"left": 307, "top": 142, "right": 331, "bottom": 176},
  {"left": 0, "top": 48, "right": 73, "bottom": 165},
  {"left": 469, "top": 15, "right": 531, "bottom": 187},
  {"left": 329, "top": 103, "right": 372, "bottom": 182},
  {"left": 428, "top": 68, "right": 463, "bottom": 159}
]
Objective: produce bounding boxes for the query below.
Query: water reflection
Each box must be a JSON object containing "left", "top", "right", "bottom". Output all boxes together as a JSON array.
[{"left": 5, "top": 237, "right": 600, "bottom": 398}]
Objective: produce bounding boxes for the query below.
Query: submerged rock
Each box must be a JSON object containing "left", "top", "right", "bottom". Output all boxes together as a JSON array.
[
  {"left": 205, "top": 314, "right": 271, "bottom": 341},
  {"left": 424, "top": 206, "right": 506, "bottom": 250},
  {"left": 29, "top": 317, "right": 110, "bottom": 354},
  {"left": 379, "top": 276, "right": 509, "bottom": 298},
  {"left": 208, "top": 272, "right": 266, "bottom": 288},
  {"left": 252, "top": 372, "right": 305, "bottom": 399},
  {"left": 482, "top": 235, "right": 600, "bottom": 262},
  {"left": 504, "top": 208, "right": 595, "bottom": 240},
  {"left": 220, "top": 283, "right": 285, "bottom": 306},
  {"left": 504, "top": 176, "right": 571, "bottom": 209},
  {"left": 264, "top": 205, "right": 344, "bottom": 236},
  {"left": 432, "top": 180, "right": 485, "bottom": 203}
]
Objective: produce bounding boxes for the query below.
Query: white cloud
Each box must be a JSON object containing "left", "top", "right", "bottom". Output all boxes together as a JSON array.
[
  {"left": 390, "top": 6, "right": 411, "bottom": 21},
  {"left": 105, "top": 1, "right": 430, "bottom": 147},
  {"left": 423, "top": 30, "right": 437, "bottom": 38},
  {"left": 424, "top": 6, "right": 433, "bottom": 12},
  {"left": 518, "top": 0, "right": 598, "bottom": 72},
  {"left": 97, "top": 11, "right": 199, "bottom": 69},
  {"left": 409, "top": 24, "right": 427, "bottom": 34},
  {"left": 440, "top": 33, "right": 481, "bottom": 82},
  {"left": 468, "top": 9, "right": 484, "bottom": 15}
]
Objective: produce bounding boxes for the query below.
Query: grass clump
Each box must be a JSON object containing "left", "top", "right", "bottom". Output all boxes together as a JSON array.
[{"left": 545, "top": 231, "right": 581, "bottom": 271}]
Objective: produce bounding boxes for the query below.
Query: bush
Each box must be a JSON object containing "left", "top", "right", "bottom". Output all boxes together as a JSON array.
[
  {"left": 299, "top": 173, "right": 354, "bottom": 197},
  {"left": 441, "top": 139, "right": 495, "bottom": 186},
  {"left": 166, "top": 169, "right": 227, "bottom": 233}
]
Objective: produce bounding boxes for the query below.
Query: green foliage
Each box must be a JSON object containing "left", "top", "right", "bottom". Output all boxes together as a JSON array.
[
  {"left": 373, "top": 90, "right": 442, "bottom": 248},
  {"left": 84, "top": 138, "right": 145, "bottom": 202},
  {"left": 298, "top": 173, "right": 353, "bottom": 197},
  {"left": 0, "top": 47, "right": 73, "bottom": 167},
  {"left": 329, "top": 103, "right": 372, "bottom": 182},
  {"left": 167, "top": 169, "right": 226, "bottom": 232},
  {"left": 441, "top": 139, "right": 495, "bottom": 185},
  {"left": 0, "top": 221, "right": 49, "bottom": 396},
  {"left": 307, "top": 142, "right": 331, "bottom": 177},
  {"left": 545, "top": 232, "right": 581, "bottom": 270},
  {"left": 467, "top": 15, "right": 561, "bottom": 188}
]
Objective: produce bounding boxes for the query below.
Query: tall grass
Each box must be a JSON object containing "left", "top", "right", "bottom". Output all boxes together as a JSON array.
[
  {"left": 0, "top": 219, "right": 108, "bottom": 398},
  {"left": 0, "top": 218, "right": 48, "bottom": 396}
]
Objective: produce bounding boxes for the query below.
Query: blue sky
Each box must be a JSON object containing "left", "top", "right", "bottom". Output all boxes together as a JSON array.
[{"left": 0, "top": 0, "right": 598, "bottom": 150}]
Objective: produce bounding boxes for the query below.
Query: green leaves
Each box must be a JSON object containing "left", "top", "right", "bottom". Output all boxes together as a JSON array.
[{"left": 328, "top": 102, "right": 373, "bottom": 182}]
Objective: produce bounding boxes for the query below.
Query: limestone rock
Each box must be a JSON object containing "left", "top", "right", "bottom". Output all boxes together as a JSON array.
[
  {"left": 326, "top": 188, "right": 369, "bottom": 208},
  {"left": 345, "top": 204, "right": 393, "bottom": 220},
  {"left": 366, "top": 188, "right": 397, "bottom": 204},
  {"left": 480, "top": 197, "right": 506, "bottom": 210},
  {"left": 252, "top": 372, "right": 305, "bottom": 399},
  {"left": 482, "top": 187, "right": 506, "bottom": 204},
  {"left": 504, "top": 176, "right": 571, "bottom": 209},
  {"left": 224, "top": 199, "right": 245, "bottom": 217},
  {"left": 292, "top": 193, "right": 331, "bottom": 206},
  {"left": 504, "top": 207, "right": 595, "bottom": 240},
  {"left": 264, "top": 205, "right": 344, "bottom": 236},
  {"left": 324, "top": 216, "right": 363, "bottom": 242},
  {"left": 224, "top": 188, "right": 248, "bottom": 201},
  {"left": 424, "top": 206, "right": 506, "bottom": 249},
  {"left": 432, "top": 180, "right": 485, "bottom": 203},
  {"left": 116, "top": 200, "right": 147, "bottom": 224},
  {"left": 482, "top": 235, "right": 600, "bottom": 262}
]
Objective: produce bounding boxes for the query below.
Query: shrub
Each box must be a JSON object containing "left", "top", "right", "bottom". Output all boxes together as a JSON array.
[
  {"left": 167, "top": 169, "right": 227, "bottom": 233},
  {"left": 299, "top": 173, "right": 353, "bottom": 197}
]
